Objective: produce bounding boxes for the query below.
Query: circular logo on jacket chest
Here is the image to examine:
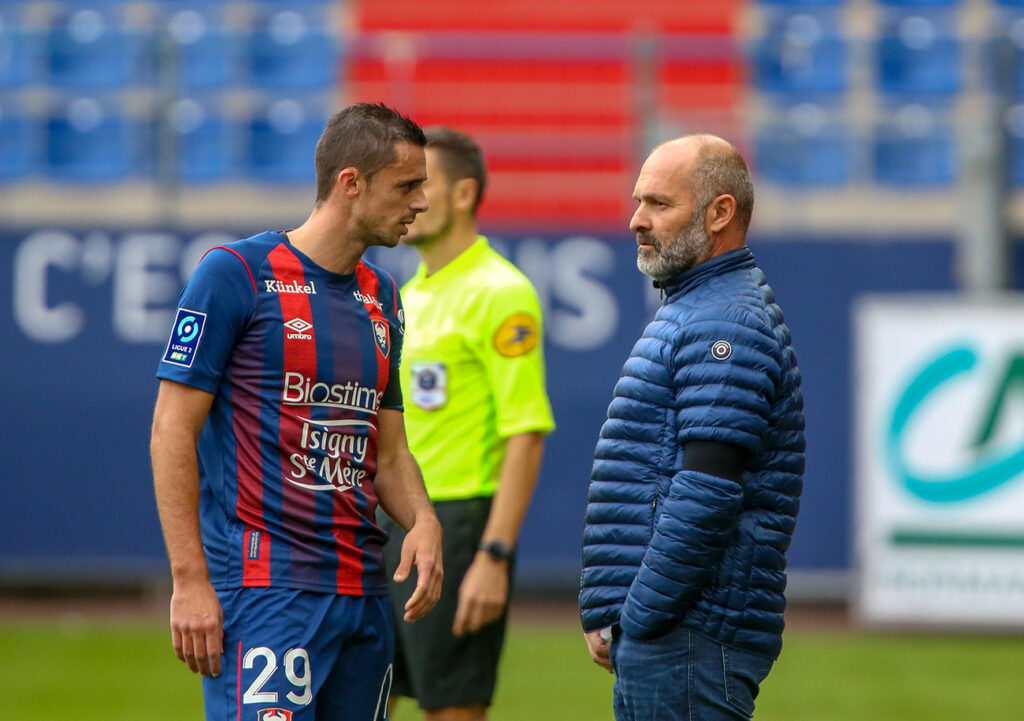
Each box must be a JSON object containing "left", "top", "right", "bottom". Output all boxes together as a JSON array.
[{"left": 711, "top": 340, "right": 732, "bottom": 360}]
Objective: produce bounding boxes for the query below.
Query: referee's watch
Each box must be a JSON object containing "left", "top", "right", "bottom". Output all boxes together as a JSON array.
[{"left": 479, "top": 539, "right": 515, "bottom": 562}]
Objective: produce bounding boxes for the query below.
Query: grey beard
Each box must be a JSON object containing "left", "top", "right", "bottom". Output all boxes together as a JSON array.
[{"left": 636, "top": 216, "right": 710, "bottom": 281}]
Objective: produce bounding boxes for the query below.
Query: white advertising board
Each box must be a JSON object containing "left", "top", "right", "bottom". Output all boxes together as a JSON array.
[{"left": 856, "top": 297, "right": 1024, "bottom": 626}]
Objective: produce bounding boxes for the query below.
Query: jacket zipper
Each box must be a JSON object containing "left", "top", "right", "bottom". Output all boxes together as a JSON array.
[{"left": 650, "top": 493, "right": 659, "bottom": 534}]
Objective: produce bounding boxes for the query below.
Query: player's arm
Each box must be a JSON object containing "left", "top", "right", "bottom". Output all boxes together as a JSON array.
[
  {"left": 150, "top": 378, "right": 222, "bottom": 677},
  {"left": 374, "top": 408, "right": 443, "bottom": 622},
  {"left": 452, "top": 430, "right": 544, "bottom": 636}
]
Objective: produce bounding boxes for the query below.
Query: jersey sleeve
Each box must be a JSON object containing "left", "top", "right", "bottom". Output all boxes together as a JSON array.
[
  {"left": 477, "top": 279, "right": 555, "bottom": 437},
  {"left": 156, "top": 246, "right": 256, "bottom": 394},
  {"left": 380, "top": 281, "right": 405, "bottom": 411}
]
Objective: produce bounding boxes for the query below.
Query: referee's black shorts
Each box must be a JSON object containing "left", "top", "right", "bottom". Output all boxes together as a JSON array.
[{"left": 380, "top": 497, "right": 513, "bottom": 711}]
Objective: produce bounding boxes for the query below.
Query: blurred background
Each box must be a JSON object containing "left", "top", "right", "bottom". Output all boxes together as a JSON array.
[{"left": 3, "top": 0, "right": 1024, "bottom": 630}]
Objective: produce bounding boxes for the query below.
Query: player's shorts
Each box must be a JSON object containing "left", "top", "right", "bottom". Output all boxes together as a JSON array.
[
  {"left": 380, "top": 497, "right": 513, "bottom": 711},
  {"left": 202, "top": 587, "right": 393, "bottom": 721}
]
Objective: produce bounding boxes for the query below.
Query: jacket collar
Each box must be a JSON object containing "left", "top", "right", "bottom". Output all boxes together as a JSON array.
[{"left": 652, "top": 247, "right": 754, "bottom": 300}]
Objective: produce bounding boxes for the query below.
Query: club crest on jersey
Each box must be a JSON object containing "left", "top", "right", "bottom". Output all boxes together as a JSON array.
[
  {"left": 162, "top": 308, "right": 207, "bottom": 367},
  {"left": 257, "top": 709, "right": 293, "bottom": 721},
  {"left": 372, "top": 319, "right": 389, "bottom": 358}
]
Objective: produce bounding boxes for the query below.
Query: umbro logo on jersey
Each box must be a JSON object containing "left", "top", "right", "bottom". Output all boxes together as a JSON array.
[
  {"left": 353, "top": 290, "right": 383, "bottom": 311},
  {"left": 284, "top": 317, "right": 313, "bottom": 340},
  {"left": 265, "top": 279, "right": 317, "bottom": 295}
]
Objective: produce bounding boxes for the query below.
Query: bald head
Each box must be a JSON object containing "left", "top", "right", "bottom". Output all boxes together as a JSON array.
[
  {"left": 630, "top": 134, "right": 754, "bottom": 280},
  {"left": 649, "top": 134, "right": 754, "bottom": 234}
]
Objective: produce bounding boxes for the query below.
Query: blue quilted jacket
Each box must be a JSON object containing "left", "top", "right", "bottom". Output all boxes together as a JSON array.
[{"left": 579, "top": 247, "right": 804, "bottom": 659}]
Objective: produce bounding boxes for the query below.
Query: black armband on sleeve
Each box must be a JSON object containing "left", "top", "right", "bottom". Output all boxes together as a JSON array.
[
  {"left": 380, "top": 370, "right": 403, "bottom": 409},
  {"left": 682, "top": 440, "right": 748, "bottom": 484}
]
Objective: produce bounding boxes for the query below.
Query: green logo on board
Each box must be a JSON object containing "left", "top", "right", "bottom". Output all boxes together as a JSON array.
[{"left": 886, "top": 346, "right": 1024, "bottom": 502}]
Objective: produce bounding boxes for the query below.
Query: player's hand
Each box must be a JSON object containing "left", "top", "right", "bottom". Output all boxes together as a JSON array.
[
  {"left": 584, "top": 629, "right": 613, "bottom": 674},
  {"left": 169, "top": 578, "right": 224, "bottom": 677},
  {"left": 394, "top": 515, "right": 443, "bottom": 622},
  {"left": 452, "top": 553, "right": 509, "bottom": 637}
]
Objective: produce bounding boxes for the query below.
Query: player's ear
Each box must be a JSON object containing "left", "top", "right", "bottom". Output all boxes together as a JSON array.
[
  {"left": 705, "top": 193, "right": 736, "bottom": 234},
  {"left": 337, "top": 167, "right": 361, "bottom": 199},
  {"left": 451, "top": 177, "right": 478, "bottom": 214}
]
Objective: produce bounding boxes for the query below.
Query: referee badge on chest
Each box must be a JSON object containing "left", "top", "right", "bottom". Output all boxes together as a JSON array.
[{"left": 411, "top": 361, "right": 447, "bottom": 410}]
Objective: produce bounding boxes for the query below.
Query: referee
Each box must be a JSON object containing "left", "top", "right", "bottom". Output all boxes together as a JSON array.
[{"left": 381, "top": 127, "right": 555, "bottom": 721}]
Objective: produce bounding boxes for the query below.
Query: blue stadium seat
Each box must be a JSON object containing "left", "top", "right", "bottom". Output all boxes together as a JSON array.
[
  {"left": 754, "top": 103, "right": 852, "bottom": 186},
  {"left": 876, "top": 14, "right": 960, "bottom": 97},
  {"left": 166, "top": 9, "right": 238, "bottom": 89},
  {"left": 46, "top": 97, "right": 140, "bottom": 181},
  {"left": 47, "top": 9, "right": 155, "bottom": 88},
  {"left": 169, "top": 99, "right": 235, "bottom": 182},
  {"left": 872, "top": 106, "right": 956, "bottom": 187},
  {"left": 252, "top": 0, "right": 333, "bottom": 19},
  {"left": 1004, "top": 104, "right": 1024, "bottom": 186},
  {"left": 990, "top": 16, "right": 1024, "bottom": 94},
  {"left": 0, "top": 27, "right": 42, "bottom": 87},
  {"left": 245, "top": 99, "right": 324, "bottom": 183},
  {"left": 877, "top": 0, "right": 960, "bottom": 6},
  {"left": 751, "top": 13, "right": 847, "bottom": 96},
  {"left": 246, "top": 11, "right": 339, "bottom": 89},
  {"left": 755, "top": 0, "right": 844, "bottom": 6},
  {"left": 0, "top": 103, "right": 35, "bottom": 180}
]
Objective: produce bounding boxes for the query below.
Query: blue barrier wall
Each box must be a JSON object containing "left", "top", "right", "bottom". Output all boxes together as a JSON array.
[{"left": 0, "top": 228, "right": 957, "bottom": 589}]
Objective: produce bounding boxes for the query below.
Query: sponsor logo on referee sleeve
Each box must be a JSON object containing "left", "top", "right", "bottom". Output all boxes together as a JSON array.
[
  {"left": 162, "top": 307, "right": 207, "bottom": 367},
  {"left": 493, "top": 312, "right": 539, "bottom": 357}
]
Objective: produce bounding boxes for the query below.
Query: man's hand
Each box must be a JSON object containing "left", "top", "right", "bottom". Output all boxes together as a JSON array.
[
  {"left": 170, "top": 579, "right": 224, "bottom": 677},
  {"left": 584, "top": 629, "right": 613, "bottom": 674},
  {"left": 453, "top": 553, "right": 508, "bottom": 637},
  {"left": 393, "top": 516, "right": 443, "bottom": 622}
]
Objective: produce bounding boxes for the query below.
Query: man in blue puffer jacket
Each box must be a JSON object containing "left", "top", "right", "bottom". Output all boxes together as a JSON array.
[{"left": 580, "top": 134, "right": 805, "bottom": 721}]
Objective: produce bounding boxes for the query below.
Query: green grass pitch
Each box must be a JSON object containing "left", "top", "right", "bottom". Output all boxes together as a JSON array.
[{"left": 1, "top": 613, "right": 1020, "bottom": 720}]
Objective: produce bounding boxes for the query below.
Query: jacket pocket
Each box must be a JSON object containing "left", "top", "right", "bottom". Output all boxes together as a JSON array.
[
  {"left": 722, "top": 644, "right": 774, "bottom": 718},
  {"left": 648, "top": 493, "right": 659, "bottom": 537}
]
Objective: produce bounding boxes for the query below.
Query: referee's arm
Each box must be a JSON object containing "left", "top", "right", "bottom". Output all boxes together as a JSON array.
[{"left": 452, "top": 430, "right": 545, "bottom": 636}]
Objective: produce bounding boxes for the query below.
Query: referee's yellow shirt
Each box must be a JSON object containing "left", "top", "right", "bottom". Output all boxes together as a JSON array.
[{"left": 400, "top": 237, "right": 555, "bottom": 501}]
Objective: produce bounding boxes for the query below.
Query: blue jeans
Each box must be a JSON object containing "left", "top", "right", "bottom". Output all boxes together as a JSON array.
[{"left": 610, "top": 626, "right": 774, "bottom": 721}]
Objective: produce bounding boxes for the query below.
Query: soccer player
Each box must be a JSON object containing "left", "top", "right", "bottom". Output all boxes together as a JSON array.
[
  {"left": 381, "top": 127, "right": 555, "bottom": 721},
  {"left": 150, "top": 103, "right": 444, "bottom": 721}
]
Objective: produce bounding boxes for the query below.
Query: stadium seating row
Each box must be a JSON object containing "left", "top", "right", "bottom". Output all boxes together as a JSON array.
[
  {"left": 752, "top": 11, "right": 1024, "bottom": 98},
  {"left": 753, "top": 101, "right": 1024, "bottom": 187},
  {"left": 756, "top": 0, "right": 1024, "bottom": 7},
  {"left": 0, "top": 97, "right": 324, "bottom": 183},
  {"left": 6, "top": 95, "right": 1018, "bottom": 189},
  {"left": 0, "top": 10, "right": 340, "bottom": 90}
]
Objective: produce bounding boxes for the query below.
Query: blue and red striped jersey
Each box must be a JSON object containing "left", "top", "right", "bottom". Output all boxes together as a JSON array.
[{"left": 157, "top": 231, "right": 404, "bottom": 595}]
